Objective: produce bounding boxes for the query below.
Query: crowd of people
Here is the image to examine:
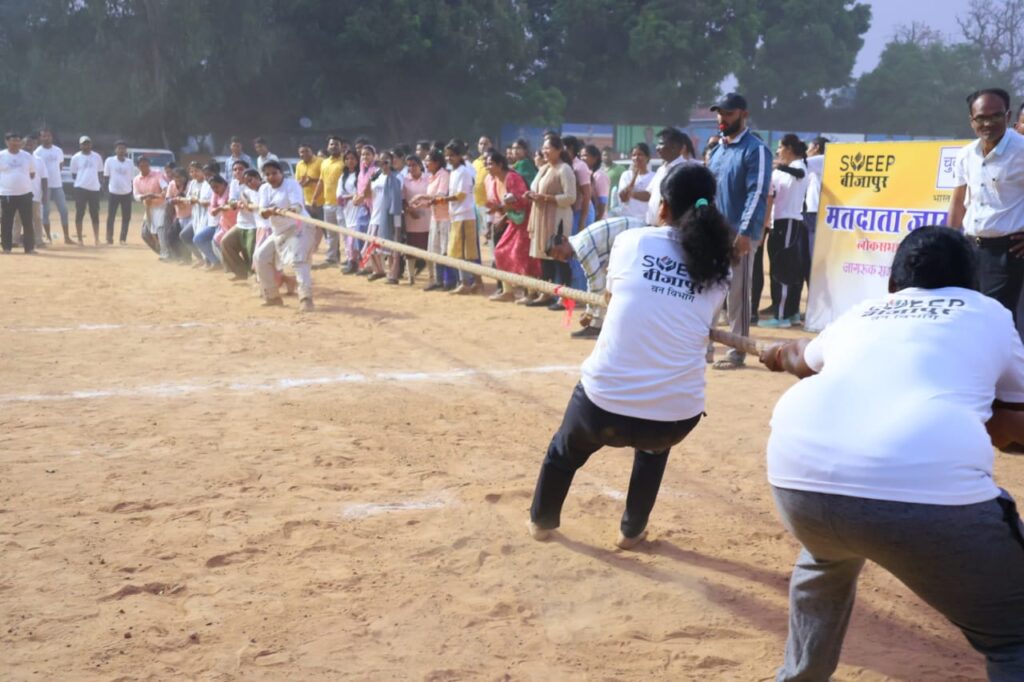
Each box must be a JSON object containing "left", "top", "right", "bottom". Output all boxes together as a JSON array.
[
  {"left": 1, "top": 88, "right": 1023, "bottom": 679},
  {"left": 0, "top": 96, "right": 826, "bottom": 349}
]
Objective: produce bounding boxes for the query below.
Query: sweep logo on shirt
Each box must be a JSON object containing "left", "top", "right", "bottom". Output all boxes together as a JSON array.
[
  {"left": 860, "top": 297, "right": 966, "bottom": 321},
  {"left": 641, "top": 253, "right": 702, "bottom": 301}
]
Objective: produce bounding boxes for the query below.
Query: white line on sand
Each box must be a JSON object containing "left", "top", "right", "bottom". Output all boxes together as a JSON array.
[
  {"left": 2, "top": 320, "right": 279, "bottom": 334},
  {"left": 0, "top": 365, "right": 579, "bottom": 404},
  {"left": 340, "top": 491, "right": 456, "bottom": 519}
]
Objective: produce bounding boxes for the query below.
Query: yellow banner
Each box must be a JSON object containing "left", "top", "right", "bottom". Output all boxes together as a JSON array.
[{"left": 806, "top": 140, "right": 970, "bottom": 331}]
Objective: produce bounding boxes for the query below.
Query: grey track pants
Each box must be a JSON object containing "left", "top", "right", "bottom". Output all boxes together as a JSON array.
[{"left": 772, "top": 486, "right": 1024, "bottom": 682}]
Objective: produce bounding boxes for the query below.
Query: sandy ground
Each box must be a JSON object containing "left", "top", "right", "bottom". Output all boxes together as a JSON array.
[{"left": 1, "top": 216, "right": 1019, "bottom": 681}]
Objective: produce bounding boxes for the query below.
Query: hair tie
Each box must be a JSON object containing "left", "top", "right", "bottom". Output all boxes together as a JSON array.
[{"left": 694, "top": 198, "right": 709, "bottom": 209}]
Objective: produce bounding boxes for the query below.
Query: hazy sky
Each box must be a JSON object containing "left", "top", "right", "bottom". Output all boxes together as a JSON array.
[{"left": 855, "top": 0, "right": 973, "bottom": 74}]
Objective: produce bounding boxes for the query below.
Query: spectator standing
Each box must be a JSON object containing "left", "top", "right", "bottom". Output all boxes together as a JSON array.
[
  {"left": 314, "top": 136, "right": 344, "bottom": 268},
  {"left": 104, "top": 141, "right": 135, "bottom": 244},
  {"left": 228, "top": 136, "right": 253, "bottom": 167},
  {"left": 803, "top": 136, "right": 827, "bottom": 283},
  {"left": 35, "top": 128, "right": 69, "bottom": 243},
  {"left": 706, "top": 93, "right": 772, "bottom": 370},
  {"left": 0, "top": 132, "right": 37, "bottom": 254},
  {"left": 69, "top": 135, "right": 103, "bottom": 246},
  {"left": 17, "top": 134, "right": 48, "bottom": 247},
  {"left": 617, "top": 143, "right": 656, "bottom": 222},
  {"left": 641, "top": 128, "right": 696, "bottom": 226},
  {"left": 949, "top": 88, "right": 1024, "bottom": 323}
]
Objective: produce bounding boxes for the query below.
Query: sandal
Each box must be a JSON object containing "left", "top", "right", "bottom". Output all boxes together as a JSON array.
[{"left": 712, "top": 358, "right": 745, "bottom": 370}]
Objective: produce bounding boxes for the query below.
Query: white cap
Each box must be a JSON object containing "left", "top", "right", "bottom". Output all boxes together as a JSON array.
[{"left": 79, "top": 135, "right": 91, "bottom": 144}]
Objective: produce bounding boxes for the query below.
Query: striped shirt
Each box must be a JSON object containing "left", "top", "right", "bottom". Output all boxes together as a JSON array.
[{"left": 568, "top": 216, "right": 646, "bottom": 293}]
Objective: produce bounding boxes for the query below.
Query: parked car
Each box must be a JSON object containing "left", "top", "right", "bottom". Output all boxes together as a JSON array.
[
  {"left": 127, "top": 148, "right": 175, "bottom": 170},
  {"left": 213, "top": 155, "right": 294, "bottom": 177}
]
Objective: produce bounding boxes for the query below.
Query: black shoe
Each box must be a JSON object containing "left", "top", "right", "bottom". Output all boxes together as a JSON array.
[
  {"left": 548, "top": 301, "right": 565, "bottom": 311},
  {"left": 423, "top": 283, "right": 442, "bottom": 292},
  {"left": 570, "top": 326, "right": 601, "bottom": 339},
  {"left": 341, "top": 263, "right": 357, "bottom": 274},
  {"left": 524, "top": 297, "right": 552, "bottom": 308}
]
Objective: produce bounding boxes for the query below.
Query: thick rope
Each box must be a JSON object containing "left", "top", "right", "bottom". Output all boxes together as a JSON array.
[{"left": 277, "top": 209, "right": 767, "bottom": 354}]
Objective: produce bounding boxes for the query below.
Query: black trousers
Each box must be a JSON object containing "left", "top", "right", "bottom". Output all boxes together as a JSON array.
[
  {"left": 1, "top": 193, "right": 34, "bottom": 252},
  {"left": 975, "top": 234, "right": 1024, "bottom": 325},
  {"left": 530, "top": 383, "right": 701, "bottom": 538},
  {"left": 74, "top": 188, "right": 100, "bottom": 235},
  {"left": 767, "top": 218, "right": 809, "bottom": 320},
  {"left": 106, "top": 193, "right": 132, "bottom": 242}
]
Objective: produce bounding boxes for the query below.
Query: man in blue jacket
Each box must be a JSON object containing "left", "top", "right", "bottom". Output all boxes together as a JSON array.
[{"left": 706, "top": 93, "right": 773, "bottom": 369}]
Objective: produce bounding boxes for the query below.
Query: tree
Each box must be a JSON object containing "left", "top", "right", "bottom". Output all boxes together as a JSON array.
[
  {"left": 957, "top": 0, "right": 1024, "bottom": 93},
  {"left": 851, "top": 32, "right": 989, "bottom": 137},
  {"left": 736, "top": 0, "right": 871, "bottom": 130},
  {"left": 522, "top": 0, "right": 760, "bottom": 124}
]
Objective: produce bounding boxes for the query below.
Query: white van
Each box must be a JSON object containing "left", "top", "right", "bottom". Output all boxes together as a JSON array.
[{"left": 127, "top": 148, "right": 175, "bottom": 170}]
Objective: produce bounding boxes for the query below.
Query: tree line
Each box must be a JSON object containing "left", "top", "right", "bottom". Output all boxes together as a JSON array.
[{"left": 0, "top": 0, "right": 1017, "bottom": 149}]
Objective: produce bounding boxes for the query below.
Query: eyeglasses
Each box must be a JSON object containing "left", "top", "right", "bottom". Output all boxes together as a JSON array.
[{"left": 971, "top": 112, "right": 1008, "bottom": 125}]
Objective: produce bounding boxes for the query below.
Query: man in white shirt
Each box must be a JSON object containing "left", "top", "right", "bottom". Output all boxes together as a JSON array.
[
  {"left": 69, "top": 135, "right": 103, "bottom": 245},
  {"left": 14, "top": 134, "right": 49, "bottom": 248},
  {"left": 103, "top": 141, "right": 135, "bottom": 244},
  {"left": 641, "top": 128, "right": 695, "bottom": 226},
  {"left": 949, "top": 88, "right": 1024, "bottom": 322},
  {"left": 0, "top": 132, "right": 38, "bottom": 254},
  {"left": 35, "top": 128, "right": 70, "bottom": 244},
  {"left": 803, "top": 137, "right": 826, "bottom": 284},
  {"left": 253, "top": 136, "right": 279, "bottom": 178}
]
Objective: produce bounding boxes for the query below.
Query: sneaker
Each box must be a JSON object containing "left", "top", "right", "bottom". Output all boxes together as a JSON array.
[
  {"left": 341, "top": 263, "right": 357, "bottom": 275},
  {"left": 449, "top": 283, "right": 471, "bottom": 295},
  {"left": 788, "top": 313, "right": 803, "bottom": 325},
  {"left": 261, "top": 297, "right": 285, "bottom": 307},
  {"left": 547, "top": 301, "right": 566, "bottom": 312},
  {"left": 298, "top": 298, "right": 315, "bottom": 313},
  {"left": 570, "top": 326, "right": 601, "bottom": 339},
  {"left": 758, "top": 317, "right": 792, "bottom": 329},
  {"left": 423, "top": 283, "right": 443, "bottom": 292}
]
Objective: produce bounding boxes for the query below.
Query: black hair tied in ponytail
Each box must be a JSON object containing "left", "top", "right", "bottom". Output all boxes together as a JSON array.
[{"left": 660, "top": 164, "right": 732, "bottom": 290}]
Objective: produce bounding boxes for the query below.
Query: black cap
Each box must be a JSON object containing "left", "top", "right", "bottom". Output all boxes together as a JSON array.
[{"left": 710, "top": 93, "right": 748, "bottom": 112}]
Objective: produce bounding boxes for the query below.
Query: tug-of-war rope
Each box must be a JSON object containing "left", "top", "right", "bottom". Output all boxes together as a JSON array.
[{"left": 276, "top": 208, "right": 766, "bottom": 357}]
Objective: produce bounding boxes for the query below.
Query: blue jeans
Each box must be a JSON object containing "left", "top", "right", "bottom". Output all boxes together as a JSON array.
[
  {"left": 45, "top": 186, "right": 69, "bottom": 236},
  {"left": 193, "top": 223, "right": 220, "bottom": 265},
  {"left": 772, "top": 486, "right": 1024, "bottom": 681}
]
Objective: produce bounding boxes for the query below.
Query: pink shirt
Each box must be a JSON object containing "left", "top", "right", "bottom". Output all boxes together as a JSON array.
[
  {"left": 427, "top": 168, "right": 450, "bottom": 222},
  {"left": 166, "top": 181, "right": 191, "bottom": 219},
  {"left": 403, "top": 173, "right": 430, "bottom": 233},
  {"left": 572, "top": 157, "right": 591, "bottom": 210},
  {"left": 133, "top": 173, "right": 165, "bottom": 206},
  {"left": 592, "top": 169, "right": 610, "bottom": 200},
  {"left": 210, "top": 187, "right": 237, "bottom": 232}
]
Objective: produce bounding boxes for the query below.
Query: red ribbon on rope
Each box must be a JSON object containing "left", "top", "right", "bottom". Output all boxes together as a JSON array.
[
  {"left": 554, "top": 286, "right": 576, "bottom": 328},
  {"left": 358, "top": 242, "right": 378, "bottom": 269}
]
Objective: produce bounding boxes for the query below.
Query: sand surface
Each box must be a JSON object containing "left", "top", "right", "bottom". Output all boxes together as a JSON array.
[{"left": 1, "top": 224, "right": 1017, "bottom": 681}]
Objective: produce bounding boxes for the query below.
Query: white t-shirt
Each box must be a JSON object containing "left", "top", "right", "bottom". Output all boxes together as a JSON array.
[
  {"left": 646, "top": 156, "right": 698, "bottom": 225},
  {"left": 257, "top": 153, "right": 280, "bottom": 176},
  {"left": 0, "top": 150, "right": 37, "bottom": 196},
  {"left": 70, "top": 151, "right": 103, "bottom": 191},
  {"left": 448, "top": 164, "right": 476, "bottom": 222},
  {"left": 580, "top": 226, "right": 728, "bottom": 421},
  {"left": 258, "top": 178, "right": 307, "bottom": 234},
  {"left": 770, "top": 159, "right": 809, "bottom": 222},
  {"left": 804, "top": 154, "right": 824, "bottom": 213},
  {"left": 768, "top": 287, "right": 1024, "bottom": 506},
  {"left": 34, "top": 145, "right": 64, "bottom": 188},
  {"left": 236, "top": 186, "right": 260, "bottom": 229},
  {"left": 617, "top": 168, "right": 656, "bottom": 221},
  {"left": 27, "top": 152, "right": 45, "bottom": 201},
  {"left": 103, "top": 156, "right": 135, "bottom": 195}
]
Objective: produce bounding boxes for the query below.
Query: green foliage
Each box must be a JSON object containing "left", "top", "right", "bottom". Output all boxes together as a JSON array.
[
  {"left": 736, "top": 0, "right": 871, "bottom": 129},
  {"left": 851, "top": 37, "right": 992, "bottom": 138}
]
